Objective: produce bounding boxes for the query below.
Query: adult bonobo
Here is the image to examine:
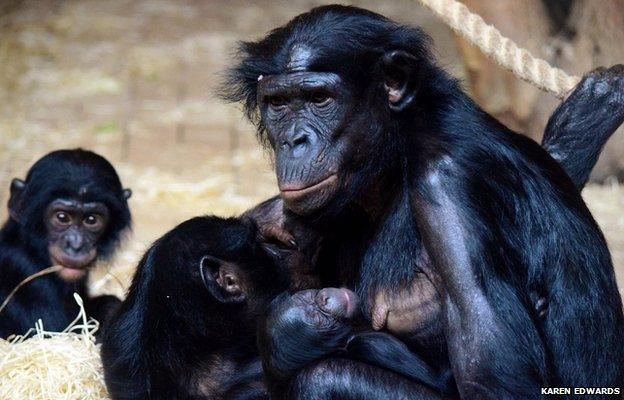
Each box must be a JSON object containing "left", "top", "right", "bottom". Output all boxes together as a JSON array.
[
  {"left": 224, "top": 5, "right": 624, "bottom": 398},
  {"left": 0, "top": 149, "right": 131, "bottom": 337}
]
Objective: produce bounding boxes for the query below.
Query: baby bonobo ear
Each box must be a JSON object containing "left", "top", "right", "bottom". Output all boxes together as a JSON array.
[
  {"left": 122, "top": 188, "right": 132, "bottom": 200},
  {"left": 8, "top": 178, "right": 26, "bottom": 222},
  {"left": 199, "top": 255, "right": 246, "bottom": 304},
  {"left": 381, "top": 50, "right": 420, "bottom": 112}
]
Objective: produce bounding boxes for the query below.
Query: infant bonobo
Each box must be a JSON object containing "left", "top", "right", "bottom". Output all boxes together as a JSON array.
[
  {"left": 0, "top": 149, "right": 131, "bottom": 338},
  {"left": 259, "top": 288, "right": 456, "bottom": 399},
  {"left": 101, "top": 216, "right": 291, "bottom": 400}
]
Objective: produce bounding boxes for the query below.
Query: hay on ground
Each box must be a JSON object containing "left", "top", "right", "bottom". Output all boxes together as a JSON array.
[{"left": 0, "top": 294, "right": 109, "bottom": 400}]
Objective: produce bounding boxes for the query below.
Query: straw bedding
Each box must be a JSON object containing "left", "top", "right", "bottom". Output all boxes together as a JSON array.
[{"left": 0, "top": 295, "right": 110, "bottom": 400}]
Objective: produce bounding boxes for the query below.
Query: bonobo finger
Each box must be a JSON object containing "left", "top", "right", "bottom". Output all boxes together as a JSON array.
[{"left": 260, "top": 225, "right": 297, "bottom": 248}]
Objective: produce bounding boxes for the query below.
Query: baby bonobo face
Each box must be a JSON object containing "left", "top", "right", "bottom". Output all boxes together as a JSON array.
[
  {"left": 259, "top": 287, "right": 363, "bottom": 380},
  {"left": 286, "top": 288, "right": 360, "bottom": 329}
]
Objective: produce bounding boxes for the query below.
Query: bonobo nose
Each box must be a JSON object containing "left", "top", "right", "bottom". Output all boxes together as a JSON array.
[
  {"left": 316, "top": 288, "right": 348, "bottom": 315},
  {"left": 64, "top": 232, "right": 84, "bottom": 252},
  {"left": 315, "top": 288, "right": 360, "bottom": 318},
  {"left": 281, "top": 132, "right": 313, "bottom": 158}
]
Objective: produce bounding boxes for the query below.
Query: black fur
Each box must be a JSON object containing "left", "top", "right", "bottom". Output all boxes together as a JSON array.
[
  {"left": 258, "top": 290, "right": 455, "bottom": 399},
  {"left": 0, "top": 149, "right": 130, "bottom": 337},
  {"left": 101, "top": 216, "right": 290, "bottom": 400},
  {"left": 225, "top": 5, "right": 624, "bottom": 398}
]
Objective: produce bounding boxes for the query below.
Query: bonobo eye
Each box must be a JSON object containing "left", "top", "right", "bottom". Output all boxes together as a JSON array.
[
  {"left": 309, "top": 91, "right": 332, "bottom": 106},
  {"left": 83, "top": 214, "right": 103, "bottom": 230},
  {"left": 55, "top": 211, "right": 71, "bottom": 225},
  {"left": 267, "top": 95, "right": 288, "bottom": 108}
]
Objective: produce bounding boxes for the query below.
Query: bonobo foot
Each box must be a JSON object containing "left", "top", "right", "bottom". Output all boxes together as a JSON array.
[{"left": 543, "top": 65, "right": 624, "bottom": 188}]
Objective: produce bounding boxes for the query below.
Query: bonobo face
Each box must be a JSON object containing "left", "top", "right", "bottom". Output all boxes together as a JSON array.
[
  {"left": 282, "top": 288, "right": 360, "bottom": 330},
  {"left": 44, "top": 198, "right": 109, "bottom": 281},
  {"left": 228, "top": 8, "right": 431, "bottom": 215},
  {"left": 258, "top": 72, "right": 352, "bottom": 215}
]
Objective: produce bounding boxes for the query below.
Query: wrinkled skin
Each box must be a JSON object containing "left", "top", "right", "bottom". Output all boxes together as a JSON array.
[
  {"left": 44, "top": 199, "right": 110, "bottom": 281},
  {"left": 258, "top": 71, "right": 356, "bottom": 215}
]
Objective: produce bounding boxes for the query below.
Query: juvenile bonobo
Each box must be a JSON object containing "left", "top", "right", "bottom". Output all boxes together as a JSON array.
[
  {"left": 259, "top": 287, "right": 455, "bottom": 400},
  {"left": 101, "top": 216, "right": 290, "bottom": 400},
  {"left": 224, "top": 5, "right": 624, "bottom": 398},
  {"left": 0, "top": 149, "right": 131, "bottom": 337}
]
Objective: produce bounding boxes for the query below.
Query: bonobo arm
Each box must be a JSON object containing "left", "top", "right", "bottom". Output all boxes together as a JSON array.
[
  {"left": 411, "top": 172, "right": 540, "bottom": 399},
  {"left": 371, "top": 66, "right": 624, "bottom": 338},
  {"left": 289, "top": 359, "right": 445, "bottom": 400},
  {"left": 542, "top": 65, "right": 624, "bottom": 189},
  {"left": 345, "top": 331, "right": 456, "bottom": 395}
]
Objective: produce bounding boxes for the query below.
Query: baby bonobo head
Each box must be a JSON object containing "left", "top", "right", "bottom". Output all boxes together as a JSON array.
[
  {"left": 7, "top": 149, "right": 131, "bottom": 282},
  {"left": 289, "top": 288, "right": 360, "bottom": 323},
  {"left": 146, "top": 216, "right": 292, "bottom": 330},
  {"left": 258, "top": 288, "right": 361, "bottom": 381}
]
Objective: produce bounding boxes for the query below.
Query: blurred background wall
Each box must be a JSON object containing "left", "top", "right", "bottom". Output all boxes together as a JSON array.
[{"left": 0, "top": 0, "right": 622, "bottom": 294}]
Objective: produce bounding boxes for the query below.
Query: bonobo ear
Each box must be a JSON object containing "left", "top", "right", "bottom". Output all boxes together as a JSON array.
[
  {"left": 8, "top": 178, "right": 26, "bottom": 222},
  {"left": 199, "top": 255, "right": 246, "bottom": 303},
  {"left": 381, "top": 50, "right": 420, "bottom": 112},
  {"left": 122, "top": 188, "right": 132, "bottom": 200}
]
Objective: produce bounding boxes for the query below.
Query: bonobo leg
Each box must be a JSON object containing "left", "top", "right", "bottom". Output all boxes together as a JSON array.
[
  {"left": 289, "top": 359, "right": 446, "bottom": 400},
  {"left": 542, "top": 65, "right": 624, "bottom": 188}
]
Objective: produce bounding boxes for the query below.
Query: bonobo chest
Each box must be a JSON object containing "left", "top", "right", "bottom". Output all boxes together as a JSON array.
[{"left": 355, "top": 193, "right": 446, "bottom": 350}]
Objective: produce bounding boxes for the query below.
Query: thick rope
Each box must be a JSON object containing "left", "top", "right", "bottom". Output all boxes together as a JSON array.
[{"left": 416, "top": 0, "right": 581, "bottom": 99}]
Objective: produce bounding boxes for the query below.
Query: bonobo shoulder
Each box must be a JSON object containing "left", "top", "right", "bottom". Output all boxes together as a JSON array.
[{"left": 410, "top": 154, "right": 458, "bottom": 196}]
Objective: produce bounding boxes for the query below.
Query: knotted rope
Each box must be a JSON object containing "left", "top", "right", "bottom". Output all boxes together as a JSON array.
[{"left": 416, "top": 0, "right": 581, "bottom": 98}]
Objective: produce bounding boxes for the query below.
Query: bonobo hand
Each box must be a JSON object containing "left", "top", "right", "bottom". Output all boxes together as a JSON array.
[
  {"left": 242, "top": 196, "right": 297, "bottom": 248},
  {"left": 543, "top": 64, "right": 624, "bottom": 188},
  {"left": 563, "top": 64, "right": 624, "bottom": 131}
]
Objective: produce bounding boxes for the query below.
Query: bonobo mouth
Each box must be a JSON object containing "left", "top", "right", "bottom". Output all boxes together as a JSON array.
[
  {"left": 279, "top": 173, "right": 338, "bottom": 204},
  {"left": 49, "top": 246, "right": 97, "bottom": 282}
]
